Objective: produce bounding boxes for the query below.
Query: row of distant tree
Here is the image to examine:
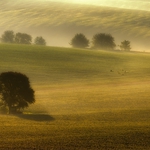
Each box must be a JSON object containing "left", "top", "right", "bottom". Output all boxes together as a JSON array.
[
  {"left": 0, "top": 30, "right": 131, "bottom": 51},
  {"left": 70, "top": 33, "right": 131, "bottom": 51},
  {"left": 0, "top": 30, "right": 46, "bottom": 45}
]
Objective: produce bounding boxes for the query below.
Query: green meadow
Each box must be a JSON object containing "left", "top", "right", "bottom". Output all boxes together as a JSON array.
[{"left": 0, "top": 44, "right": 150, "bottom": 149}]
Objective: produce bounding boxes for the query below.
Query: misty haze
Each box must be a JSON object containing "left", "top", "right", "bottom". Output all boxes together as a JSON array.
[
  {"left": 0, "top": 0, "right": 150, "bottom": 51},
  {"left": 0, "top": 0, "right": 150, "bottom": 149}
]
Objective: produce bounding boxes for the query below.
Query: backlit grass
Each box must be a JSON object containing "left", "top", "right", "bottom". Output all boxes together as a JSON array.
[{"left": 0, "top": 44, "right": 150, "bottom": 149}]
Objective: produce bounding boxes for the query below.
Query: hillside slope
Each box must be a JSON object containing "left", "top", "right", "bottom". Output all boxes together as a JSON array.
[
  {"left": 0, "top": 44, "right": 150, "bottom": 114},
  {"left": 0, "top": 44, "right": 150, "bottom": 84},
  {"left": 0, "top": 1, "right": 150, "bottom": 51},
  {"left": 0, "top": 44, "right": 150, "bottom": 149}
]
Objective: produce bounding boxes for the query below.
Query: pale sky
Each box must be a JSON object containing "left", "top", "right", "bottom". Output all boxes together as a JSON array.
[{"left": 47, "top": 0, "right": 150, "bottom": 11}]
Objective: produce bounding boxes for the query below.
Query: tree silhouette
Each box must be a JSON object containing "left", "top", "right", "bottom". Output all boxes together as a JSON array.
[
  {"left": 34, "top": 36, "right": 46, "bottom": 45},
  {"left": 0, "top": 72, "right": 35, "bottom": 114},
  {"left": 70, "top": 33, "right": 89, "bottom": 48},
  {"left": 15, "top": 32, "right": 32, "bottom": 44},
  {"left": 92, "top": 33, "right": 116, "bottom": 50},
  {"left": 1, "top": 30, "right": 15, "bottom": 43},
  {"left": 120, "top": 40, "right": 131, "bottom": 51}
]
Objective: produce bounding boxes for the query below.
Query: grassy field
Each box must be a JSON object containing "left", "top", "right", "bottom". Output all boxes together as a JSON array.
[{"left": 0, "top": 44, "right": 150, "bottom": 149}]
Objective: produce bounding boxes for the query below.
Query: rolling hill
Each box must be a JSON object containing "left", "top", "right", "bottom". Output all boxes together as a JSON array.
[
  {"left": 0, "top": 0, "right": 150, "bottom": 51},
  {"left": 0, "top": 43, "right": 150, "bottom": 114},
  {"left": 0, "top": 44, "right": 150, "bottom": 149}
]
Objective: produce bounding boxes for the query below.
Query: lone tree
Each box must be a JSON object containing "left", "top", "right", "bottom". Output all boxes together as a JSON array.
[
  {"left": 92, "top": 33, "right": 116, "bottom": 50},
  {"left": 1, "top": 30, "right": 15, "bottom": 43},
  {"left": 120, "top": 40, "right": 131, "bottom": 51},
  {"left": 0, "top": 72, "right": 35, "bottom": 114},
  {"left": 70, "top": 33, "right": 89, "bottom": 48},
  {"left": 34, "top": 36, "right": 46, "bottom": 45},
  {"left": 15, "top": 32, "right": 32, "bottom": 44}
]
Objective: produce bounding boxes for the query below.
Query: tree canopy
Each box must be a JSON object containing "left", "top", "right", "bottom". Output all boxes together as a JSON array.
[
  {"left": 15, "top": 32, "right": 32, "bottom": 44},
  {"left": 34, "top": 36, "right": 46, "bottom": 45},
  {"left": 120, "top": 40, "right": 131, "bottom": 51},
  {"left": 0, "top": 72, "right": 35, "bottom": 114},
  {"left": 92, "top": 33, "right": 116, "bottom": 50},
  {"left": 1, "top": 30, "right": 15, "bottom": 43},
  {"left": 70, "top": 33, "right": 89, "bottom": 48}
]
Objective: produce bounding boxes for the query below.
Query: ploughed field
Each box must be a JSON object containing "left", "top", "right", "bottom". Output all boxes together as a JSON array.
[{"left": 0, "top": 44, "right": 150, "bottom": 149}]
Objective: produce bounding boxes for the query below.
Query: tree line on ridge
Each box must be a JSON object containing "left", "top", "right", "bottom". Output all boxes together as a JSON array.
[
  {"left": 0, "top": 30, "right": 131, "bottom": 51},
  {"left": 0, "top": 30, "right": 46, "bottom": 46},
  {"left": 70, "top": 33, "right": 131, "bottom": 51}
]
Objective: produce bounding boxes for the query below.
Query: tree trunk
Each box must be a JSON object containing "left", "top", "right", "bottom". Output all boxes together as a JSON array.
[
  {"left": 8, "top": 106, "right": 11, "bottom": 114},
  {"left": 8, "top": 106, "right": 18, "bottom": 114}
]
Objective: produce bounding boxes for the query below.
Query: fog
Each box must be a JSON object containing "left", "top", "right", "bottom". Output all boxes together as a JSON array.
[{"left": 0, "top": 0, "right": 150, "bottom": 51}]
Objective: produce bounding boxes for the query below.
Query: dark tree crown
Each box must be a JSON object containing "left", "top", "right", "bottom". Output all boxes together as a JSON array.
[
  {"left": 1, "top": 30, "right": 15, "bottom": 43},
  {"left": 120, "top": 40, "right": 131, "bottom": 51},
  {"left": 15, "top": 32, "right": 32, "bottom": 44},
  {"left": 92, "top": 33, "right": 116, "bottom": 50},
  {"left": 0, "top": 72, "right": 35, "bottom": 114},
  {"left": 70, "top": 33, "right": 89, "bottom": 48},
  {"left": 34, "top": 36, "right": 46, "bottom": 45}
]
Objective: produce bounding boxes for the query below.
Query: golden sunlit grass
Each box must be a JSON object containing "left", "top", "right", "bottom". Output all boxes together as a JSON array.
[
  {"left": 0, "top": 44, "right": 150, "bottom": 149},
  {"left": 0, "top": 110, "right": 150, "bottom": 149}
]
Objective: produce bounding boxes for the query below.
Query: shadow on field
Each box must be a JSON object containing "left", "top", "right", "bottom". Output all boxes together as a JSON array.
[{"left": 16, "top": 114, "right": 55, "bottom": 122}]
